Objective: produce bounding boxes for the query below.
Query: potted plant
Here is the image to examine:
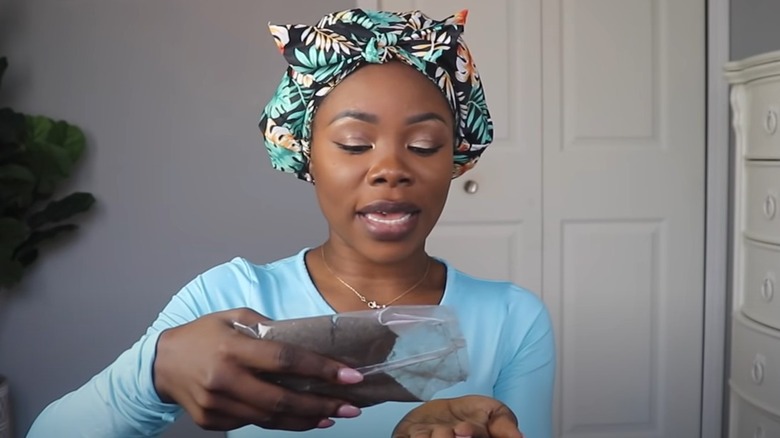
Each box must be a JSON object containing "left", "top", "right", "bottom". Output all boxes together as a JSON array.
[{"left": 0, "top": 56, "right": 95, "bottom": 438}]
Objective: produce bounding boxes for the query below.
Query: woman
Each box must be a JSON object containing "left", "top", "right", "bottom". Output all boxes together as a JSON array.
[{"left": 28, "top": 8, "right": 554, "bottom": 438}]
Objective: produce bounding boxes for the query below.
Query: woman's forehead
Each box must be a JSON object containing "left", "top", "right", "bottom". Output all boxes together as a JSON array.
[{"left": 316, "top": 63, "right": 452, "bottom": 119}]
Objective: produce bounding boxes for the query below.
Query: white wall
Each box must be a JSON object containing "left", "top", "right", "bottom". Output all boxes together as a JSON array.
[{"left": 0, "top": 1, "right": 351, "bottom": 436}]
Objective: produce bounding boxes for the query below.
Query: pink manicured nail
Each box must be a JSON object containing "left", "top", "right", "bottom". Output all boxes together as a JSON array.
[
  {"left": 336, "top": 404, "right": 362, "bottom": 418},
  {"left": 317, "top": 418, "right": 335, "bottom": 428},
  {"left": 338, "top": 368, "right": 364, "bottom": 384}
]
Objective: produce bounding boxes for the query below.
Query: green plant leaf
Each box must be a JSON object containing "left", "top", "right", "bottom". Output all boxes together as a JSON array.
[
  {"left": 43, "top": 119, "right": 86, "bottom": 163},
  {"left": 26, "top": 192, "right": 95, "bottom": 229},
  {"left": 14, "top": 246, "right": 38, "bottom": 267},
  {"left": 0, "top": 60, "right": 95, "bottom": 288},
  {"left": 25, "top": 115, "right": 86, "bottom": 157},
  {"left": 14, "top": 223, "right": 77, "bottom": 259},
  {"left": 0, "top": 57, "right": 7, "bottom": 91},
  {"left": 0, "top": 164, "right": 36, "bottom": 212},
  {"left": 0, "top": 187, "right": 33, "bottom": 215},
  {"left": 0, "top": 258, "right": 24, "bottom": 288},
  {"left": 23, "top": 139, "right": 74, "bottom": 197},
  {"left": 0, "top": 108, "right": 26, "bottom": 157},
  {"left": 0, "top": 140, "right": 22, "bottom": 164},
  {"left": 0, "top": 163, "right": 35, "bottom": 183},
  {"left": 27, "top": 116, "right": 81, "bottom": 178},
  {"left": 27, "top": 115, "right": 52, "bottom": 144},
  {"left": 0, "top": 217, "right": 30, "bottom": 258}
]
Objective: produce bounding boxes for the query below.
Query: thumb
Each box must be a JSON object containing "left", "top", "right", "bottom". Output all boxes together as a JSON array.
[{"left": 486, "top": 411, "right": 522, "bottom": 438}]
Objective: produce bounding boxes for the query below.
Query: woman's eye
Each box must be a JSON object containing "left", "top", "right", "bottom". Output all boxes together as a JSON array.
[
  {"left": 335, "top": 143, "right": 372, "bottom": 154},
  {"left": 408, "top": 144, "right": 444, "bottom": 156}
]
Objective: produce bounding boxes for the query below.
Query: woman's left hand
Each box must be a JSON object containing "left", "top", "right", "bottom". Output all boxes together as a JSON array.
[{"left": 392, "top": 395, "right": 523, "bottom": 438}]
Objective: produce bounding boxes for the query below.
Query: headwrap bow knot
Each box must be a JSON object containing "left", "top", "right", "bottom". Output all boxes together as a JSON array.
[
  {"left": 362, "top": 35, "right": 389, "bottom": 63},
  {"left": 259, "top": 8, "right": 493, "bottom": 182}
]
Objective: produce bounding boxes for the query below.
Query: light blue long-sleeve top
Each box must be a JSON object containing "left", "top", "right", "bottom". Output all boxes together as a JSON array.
[{"left": 28, "top": 249, "right": 555, "bottom": 438}]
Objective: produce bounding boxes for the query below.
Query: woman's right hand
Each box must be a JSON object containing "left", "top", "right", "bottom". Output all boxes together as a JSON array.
[{"left": 153, "top": 308, "right": 364, "bottom": 431}]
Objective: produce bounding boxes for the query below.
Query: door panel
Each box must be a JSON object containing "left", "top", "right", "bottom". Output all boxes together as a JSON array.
[
  {"left": 561, "top": 220, "right": 661, "bottom": 433},
  {"left": 427, "top": 223, "right": 528, "bottom": 285},
  {"left": 543, "top": 0, "right": 705, "bottom": 437}
]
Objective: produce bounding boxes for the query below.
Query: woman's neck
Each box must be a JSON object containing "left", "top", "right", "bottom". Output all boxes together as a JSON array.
[
  {"left": 308, "top": 241, "right": 444, "bottom": 311},
  {"left": 320, "top": 241, "right": 430, "bottom": 279}
]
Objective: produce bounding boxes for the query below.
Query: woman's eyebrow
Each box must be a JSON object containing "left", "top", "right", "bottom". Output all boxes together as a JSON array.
[
  {"left": 405, "top": 112, "right": 448, "bottom": 125},
  {"left": 328, "top": 110, "right": 448, "bottom": 126},
  {"left": 328, "top": 110, "right": 379, "bottom": 125}
]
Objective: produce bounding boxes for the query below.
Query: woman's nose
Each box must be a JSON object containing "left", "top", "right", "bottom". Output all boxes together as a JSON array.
[{"left": 366, "top": 148, "right": 413, "bottom": 187}]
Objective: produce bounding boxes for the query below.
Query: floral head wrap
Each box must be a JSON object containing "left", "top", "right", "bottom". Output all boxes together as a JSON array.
[{"left": 258, "top": 8, "right": 493, "bottom": 182}]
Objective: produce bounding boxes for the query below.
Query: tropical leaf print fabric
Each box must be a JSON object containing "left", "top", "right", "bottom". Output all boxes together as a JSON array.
[{"left": 258, "top": 8, "right": 494, "bottom": 182}]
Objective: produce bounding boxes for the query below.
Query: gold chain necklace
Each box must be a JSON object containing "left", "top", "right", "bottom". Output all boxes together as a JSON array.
[{"left": 320, "top": 246, "right": 431, "bottom": 309}]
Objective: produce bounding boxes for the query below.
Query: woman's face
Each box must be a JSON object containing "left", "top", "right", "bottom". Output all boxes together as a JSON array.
[{"left": 310, "top": 61, "right": 454, "bottom": 263}]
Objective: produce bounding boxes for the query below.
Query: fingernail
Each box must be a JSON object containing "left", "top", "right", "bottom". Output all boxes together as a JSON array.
[
  {"left": 338, "top": 368, "right": 364, "bottom": 384},
  {"left": 317, "top": 418, "right": 335, "bottom": 429},
  {"left": 336, "top": 404, "right": 361, "bottom": 418}
]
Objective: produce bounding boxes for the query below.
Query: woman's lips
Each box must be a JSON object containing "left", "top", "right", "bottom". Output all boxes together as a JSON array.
[
  {"left": 363, "top": 212, "right": 413, "bottom": 224},
  {"left": 357, "top": 212, "right": 420, "bottom": 241},
  {"left": 356, "top": 201, "right": 421, "bottom": 241}
]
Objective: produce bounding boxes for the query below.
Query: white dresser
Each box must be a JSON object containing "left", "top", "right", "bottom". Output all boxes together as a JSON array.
[{"left": 726, "top": 51, "right": 780, "bottom": 438}]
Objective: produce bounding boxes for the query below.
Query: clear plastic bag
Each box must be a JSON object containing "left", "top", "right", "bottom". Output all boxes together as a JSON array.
[{"left": 233, "top": 305, "right": 469, "bottom": 407}]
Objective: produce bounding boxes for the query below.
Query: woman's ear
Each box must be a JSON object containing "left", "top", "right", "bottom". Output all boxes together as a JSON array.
[{"left": 308, "top": 158, "right": 316, "bottom": 183}]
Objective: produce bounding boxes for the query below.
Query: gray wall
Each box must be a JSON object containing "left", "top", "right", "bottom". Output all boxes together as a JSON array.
[
  {"left": 0, "top": 0, "right": 351, "bottom": 436},
  {"left": 730, "top": 0, "right": 780, "bottom": 60}
]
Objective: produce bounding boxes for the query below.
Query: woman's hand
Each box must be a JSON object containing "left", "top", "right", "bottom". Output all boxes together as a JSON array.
[
  {"left": 153, "top": 308, "right": 364, "bottom": 431},
  {"left": 392, "top": 395, "right": 523, "bottom": 438}
]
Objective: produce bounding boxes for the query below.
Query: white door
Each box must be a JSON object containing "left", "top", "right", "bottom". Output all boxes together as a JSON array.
[
  {"left": 359, "top": 1, "right": 705, "bottom": 437},
  {"left": 541, "top": 1, "right": 704, "bottom": 437}
]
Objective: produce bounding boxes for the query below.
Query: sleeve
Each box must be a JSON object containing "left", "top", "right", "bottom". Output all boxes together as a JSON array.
[
  {"left": 26, "top": 260, "right": 252, "bottom": 437},
  {"left": 493, "top": 298, "right": 556, "bottom": 438}
]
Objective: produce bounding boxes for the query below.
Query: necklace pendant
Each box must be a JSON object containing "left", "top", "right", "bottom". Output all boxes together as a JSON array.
[{"left": 367, "top": 301, "right": 384, "bottom": 309}]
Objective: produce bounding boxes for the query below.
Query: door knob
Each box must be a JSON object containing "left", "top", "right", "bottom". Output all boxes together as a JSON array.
[
  {"left": 752, "top": 355, "right": 765, "bottom": 385},
  {"left": 463, "top": 180, "right": 479, "bottom": 194},
  {"left": 763, "top": 194, "right": 776, "bottom": 219},
  {"left": 761, "top": 276, "right": 775, "bottom": 302},
  {"left": 765, "top": 109, "right": 777, "bottom": 135}
]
